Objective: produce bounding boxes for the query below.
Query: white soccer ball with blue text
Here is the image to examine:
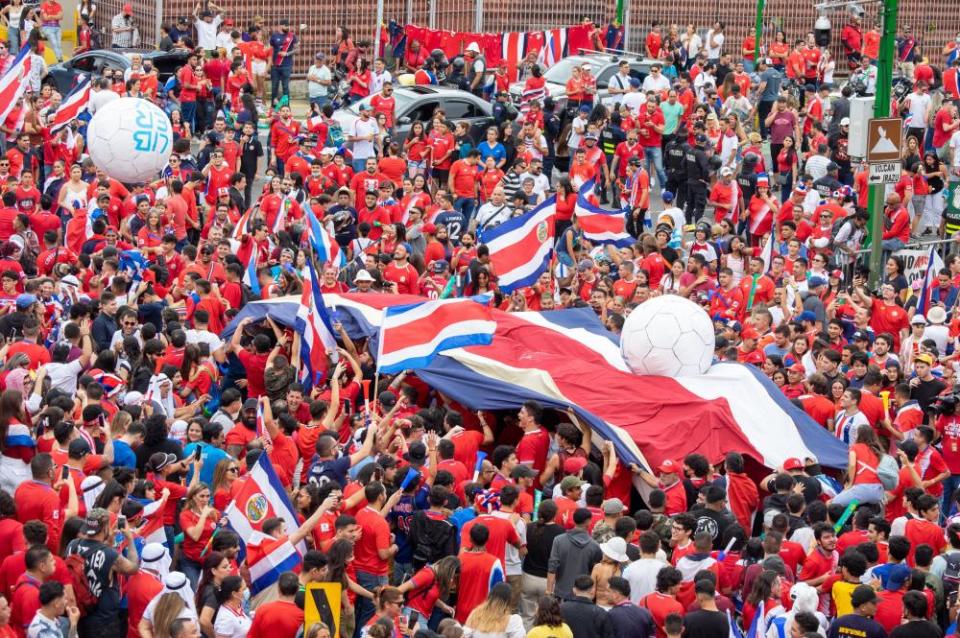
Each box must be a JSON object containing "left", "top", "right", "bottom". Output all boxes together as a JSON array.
[
  {"left": 620, "top": 295, "right": 715, "bottom": 377},
  {"left": 86, "top": 97, "right": 173, "bottom": 183}
]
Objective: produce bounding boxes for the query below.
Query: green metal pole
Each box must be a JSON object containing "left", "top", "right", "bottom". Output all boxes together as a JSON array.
[
  {"left": 866, "top": 0, "right": 898, "bottom": 288},
  {"left": 754, "top": 0, "right": 765, "bottom": 62},
  {"left": 616, "top": 0, "right": 625, "bottom": 30}
]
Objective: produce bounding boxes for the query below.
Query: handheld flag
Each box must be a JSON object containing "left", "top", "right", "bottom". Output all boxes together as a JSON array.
[
  {"left": 916, "top": 244, "right": 945, "bottom": 317},
  {"left": 376, "top": 297, "right": 496, "bottom": 374},
  {"left": 50, "top": 74, "right": 91, "bottom": 134},
  {"left": 224, "top": 453, "right": 304, "bottom": 595},
  {"left": 574, "top": 179, "right": 633, "bottom": 247},
  {"left": 255, "top": 399, "right": 271, "bottom": 443},
  {"left": 0, "top": 45, "right": 33, "bottom": 122},
  {"left": 295, "top": 258, "right": 339, "bottom": 390},
  {"left": 305, "top": 205, "right": 345, "bottom": 268},
  {"left": 243, "top": 249, "right": 261, "bottom": 297},
  {"left": 473, "top": 451, "right": 488, "bottom": 481},
  {"left": 759, "top": 234, "right": 774, "bottom": 275},
  {"left": 480, "top": 196, "right": 556, "bottom": 293}
]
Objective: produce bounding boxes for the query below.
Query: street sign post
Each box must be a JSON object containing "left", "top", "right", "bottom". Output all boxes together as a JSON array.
[
  {"left": 868, "top": 161, "right": 901, "bottom": 184},
  {"left": 866, "top": 117, "right": 903, "bottom": 163}
]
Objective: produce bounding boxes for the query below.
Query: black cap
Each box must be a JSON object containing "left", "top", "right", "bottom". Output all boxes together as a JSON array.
[
  {"left": 68, "top": 438, "right": 92, "bottom": 458},
  {"left": 851, "top": 584, "right": 878, "bottom": 607},
  {"left": 826, "top": 161, "right": 839, "bottom": 172}
]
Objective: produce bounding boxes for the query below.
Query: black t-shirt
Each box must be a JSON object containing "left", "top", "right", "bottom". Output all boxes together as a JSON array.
[
  {"left": 67, "top": 538, "right": 120, "bottom": 622},
  {"left": 827, "top": 614, "right": 887, "bottom": 638},
  {"left": 682, "top": 609, "right": 730, "bottom": 638},
  {"left": 690, "top": 506, "right": 736, "bottom": 549},
  {"left": 913, "top": 377, "right": 947, "bottom": 415},
  {"left": 889, "top": 620, "right": 944, "bottom": 638}
]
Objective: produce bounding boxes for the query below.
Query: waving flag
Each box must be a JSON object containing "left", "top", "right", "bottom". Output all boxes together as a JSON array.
[
  {"left": 0, "top": 45, "right": 32, "bottom": 122},
  {"left": 759, "top": 234, "right": 774, "bottom": 275},
  {"left": 255, "top": 399, "right": 271, "bottom": 443},
  {"left": 243, "top": 250, "right": 260, "bottom": 297},
  {"left": 305, "top": 205, "right": 344, "bottom": 268},
  {"left": 746, "top": 601, "right": 766, "bottom": 638},
  {"left": 916, "top": 244, "right": 945, "bottom": 317},
  {"left": 537, "top": 28, "right": 567, "bottom": 68},
  {"left": 295, "top": 258, "right": 338, "bottom": 390},
  {"left": 119, "top": 249, "right": 149, "bottom": 283},
  {"left": 501, "top": 32, "right": 529, "bottom": 81},
  {"left": 50, "top": 75, "right": 91, "bottom": 134},
  {"left": 574, "top": 180, "right": 633, "bottom": 247},
  {"left": 480, "top": 196, "right": 556, "bottom": 293},
  {"left": 377, "top": 297, "right": 495, "bottom": 374},
  {"left": 224, "top": 453, "right": 304, "bottom": 595},
  {"left": 232, "top": 207, "right": 256, "bottom": 241}
]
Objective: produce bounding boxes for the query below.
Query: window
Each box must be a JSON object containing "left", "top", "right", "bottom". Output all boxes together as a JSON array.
[
  {"left": 443, "top": 100, "right": 483, "bottom": 119},
  {"left": 403, "top": 100, "right": 440, "bottom": 124},
  {"left": 71, "top": 56, "right": 96, "bottom": 72},
  {"left": 595, "top": 67, "right": 617, "bottom": 89}
]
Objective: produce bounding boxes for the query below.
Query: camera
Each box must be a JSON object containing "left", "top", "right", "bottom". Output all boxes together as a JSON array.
[{"left": 931, "top": 393, "right": 960, "bottom": 416}]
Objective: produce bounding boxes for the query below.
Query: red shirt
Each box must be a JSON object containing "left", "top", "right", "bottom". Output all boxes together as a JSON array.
[
  {"left": 450, "top": 428, "right": 484, "bottom": 471},
  {"left": 370, "top": 94, "right": 396, "bottom": 128},
  {"left": 663, "top": 480, "right": 687, "bottom": 516},
  {"left": 515, "top": 428, "right": 550, "bottom": 474},
  {"left": 248, "top": 599, "right": 304, "bottom": 638},
  {"left": 449, "top": 159, "right": 477, "bottom": 198},
  {"left": 0, "top": 519, "right": 23, "bottom": 565},
  {"left": 382, "top": 261, "right": 419, "bottom": 295},
  {"left": 237, "top": 350, "right": 269, "bottom": 398},
  {"left": 639, "top": 592, "right": 684, "bottom": 638},
  {"left": 9, "top": 574, "right": 40, "bottom": 638},
  {"left": 125, "top": 571, "right": 163, "bottom": 638},
  {"left": 869, "top": 299, "right": 909, "bottom": 350},
  {"left": 13, "top": 481, "right": 60, "bottom": 553},
  {"left": 904, "top": 518, "right": 945, "bottom": 566},
  {"left": 461, "top": 514, "right": 520, "bottom": 569},
  {"left": 179, "top": 507, "right": 218, "bottom": 562},
  {"left": 455, "top": 550, "right": 501, "bottom": 623},
  {"left": 354, "top": 506, "right": 391, "bottom": 575},
  {"left": 637, "top": 109, "right": 665, "bottom": 148}
]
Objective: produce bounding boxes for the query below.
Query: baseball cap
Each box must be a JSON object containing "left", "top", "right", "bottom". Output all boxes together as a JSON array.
[
  {"left": 560, "top": 475, "right": 586, "bottom": 492},
  {"left": 81, "top": 508, "right": 111, "bottom": 536},
  {"left": 661, "top": 190, "right": 675, "bottom": 202},
  {"left": 223, "top": 18, "right": 234, "bottom": 26},
  {"left": 422, "top": 223, "right": 437, "bottom": 234},
  {"left": 602, "top": 498, "right": 625, "bottom": 515},
  {"left": 122, "top": 3, "right": 133, "bottom": 13},
  {"left": 911, "top": 314, "right": 928, "bottom": 325},
  {"left": 788, "top": 363, "right": 805, "bottom": 375},
  {"left": 358, "top": 103, "right": 373, "bottom": 111},
  {"left": 797, "top": 310, "right": 817, "bottom": 322},
  {"left": 579, "top": 105, "right": 591, "bottom": 113},
  {"left": 68, "top": 438, "right": 92, "bottom": 458},
  {"left": 808, "top": 276, "right": 827, "bottom": 288},
  {"left": 432, "top": 260, "right": 447, "bottom": 273},
  {"left": 719, "top": 167, "right": 733, "bottom": 176},
  {"left": 658, "top": 459, "right": 679, "bottom": 474},
  {"left": 510, "top": 464, "right": 537, "bottom": 480},
  {"left": 742, "top": 327, "right": 759, "bottom": 340},
  {"left": 563, "top": 456, "right": 588, "bottom": 475},
  {"left": 826, "top": 161, "right": 839, "bottom": 172},
  {"left": 830, "top": 269, "right": 843, "bottom": 280},
  {"left": 884, "top": 564, "right": 911, "bottom": 591},
  {"left": 783, "top": 457, "right": 804, "bottom": 471},
  {"left": 148, "top": 452, "right": 177, "bottom": 472},
  {"left": 315, "top": 51, "right": 326, "bottom": 59},
  {"left": 915, "top": 353, "right": 935, "bottom": 366},
  {"left": 840, "top": 117, "right": 850, "bottom": 126},
  {"left": 851, "top": 585, "right": 878, "bottom": 608},
  {"left": 577, "top": 258, "right": 594, "bottom": 272},
  {"left": 585, "top": 133, "right": 599, "bottom": 141},
  {"left": 695, "top": 134, "right": 708, "bottom": 145},
  {"left": 15, "top": 293, "right": 37, "bottom": 309},
  {"left": 629, "top": 78, "right": 641, "bottom": 88}
]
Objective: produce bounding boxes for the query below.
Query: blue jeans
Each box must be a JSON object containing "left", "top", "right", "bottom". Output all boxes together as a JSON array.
[
  {"left": 454, "top": 197, "right": 477, "bottom": 224},
  {"left": 355, "top": 570, "right": 387, "bottom": 637},
  {"left": 180, "top": 101, "right": 197, "bottom": 134},
  {"left": 644, "top": 146, "right": 667, "bottom": 188},
  {"left": 8, "top": 27, "right": 19, "bottom": 52},
  {"left": 40, "top": 25, "right": 62, "bottom": 61},
  {"left": 271, "top": 65, "right": 292, "bottom": 103},
  {"left": 942, "top": 474, "right": 960, "bottom": 517},
  {"left": 832, "top": 482, "right": 885, "bottom": 507},
  {"left": 180, "top": 556, "right": 202, "bottom": 591}
]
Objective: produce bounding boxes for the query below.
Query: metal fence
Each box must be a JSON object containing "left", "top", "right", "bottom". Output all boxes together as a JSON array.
[{"left": 145, "top": 0, "right": 959, "bottom": 75}]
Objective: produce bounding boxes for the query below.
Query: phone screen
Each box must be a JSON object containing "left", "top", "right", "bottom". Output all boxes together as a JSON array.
[
  {"left": 408, "top": 611, "right": 419, "bottom": 629},
  {"left": 194, "top": 446, "right": 203, "bottom": 461},
  {"left": 61, "top": 464, "right": 69, "bottom": 481},
  {"left": 117, "top": 515, "right": 126, "bottom": 530}
]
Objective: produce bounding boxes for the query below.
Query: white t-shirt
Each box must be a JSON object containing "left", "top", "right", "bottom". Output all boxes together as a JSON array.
[
  {"left": 642, "top": 73, "right": 670, "bottom": 94},
  {"left": 683, "top": 33, "right": 703, "bottom": 59},
  {"left": 519, "top": 171, "right": 550, "bottom": 196},
  {"left": 307, "top": 64, "right": 331, "bottom": 98},
  {"left": 951, "top": 130, "right": 960, "bottom": 169},
  {"left": 622, "top": 91, "right": 647, "bottom": 115},
  {"left": 186, "top": 329, "right": 225, "bottom": 353},
  {"left": 370, "top": 70, "right": 392, "bottom": 94},
  {"left": 46, "top": 359, "right": 85, "bottom": 395},
  {"left": 623, "top": 557, "right": 668, "bottom": 603},
  {"left": 350, "top": 117, "right": 379, "bottom": 160},
  {"left": 705, "top": 29, "right": 725, "bottom": 59},
  {"left": 194, "top": 15, "right": 222, "bottom": 51},
  {"left": 215, "top": 31, "right": 235, "bottom": 55},
  {"left": 568, "top": 115, "right": 588, "bottom": 150},
  {"left": 491, "top": 511, "right": 525, "bottom": 576},
  {"left": 213, "top": 605, "right": 252, "bottom": 638},
  {"left": 463, "top": 615, "right": 525, "bottom": 638},
  {"left": 905, "top": 92, "right": 931, "bottom": 129}
]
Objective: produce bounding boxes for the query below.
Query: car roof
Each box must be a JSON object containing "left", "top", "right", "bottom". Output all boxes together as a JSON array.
[{"left": 394, "top": 86, "right": 482, "bottom": 100}]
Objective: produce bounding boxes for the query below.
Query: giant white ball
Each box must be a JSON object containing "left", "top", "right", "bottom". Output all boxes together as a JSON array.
[
  {"left": 86, "top": 97, "right": 173, "bottom": 183},
  {"left": 620, "top": 295, "right": 715, "bottom": 377}
]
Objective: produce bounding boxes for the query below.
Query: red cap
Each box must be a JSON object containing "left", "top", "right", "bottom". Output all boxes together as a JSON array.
[
  {"left": 224, "top": 18, "right": 234, "bottom": 26},
  {"left": 742, "top": 327, "right": 759, "bottom": 340},
  {"left": 783, "top": 457, "right": 804, "bottom": 471},
  {"left": 830, "top": 269, "right": 843, "bottom": 279},
  {"left": 658, "top": 459, "right": 679, "bottom": 474},
  {"left": 122, "top": 3, "right": 133, "bottom": 13},
  {"left": 563, "top": 456, "right": 588, "bottom": 475},
  {"left": 422, "top": 223, "right": 437, "bottom": 235},
  {"left": 788, "top": 363, "right": 805, "bottom": 374}
]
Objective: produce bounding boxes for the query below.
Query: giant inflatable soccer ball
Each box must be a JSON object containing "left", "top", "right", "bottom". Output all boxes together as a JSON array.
[
  {"left": 86, "top": 97, "right": 172, "bottom": 183},
  {"left": 620, "top": 295, "right": 715, "bottom": 377}
]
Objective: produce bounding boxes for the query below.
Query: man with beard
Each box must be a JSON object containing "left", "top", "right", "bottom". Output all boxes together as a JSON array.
[
  {"left": 383, "top": 243, "right": 418, "bottom": 295},
  {"left": 225, "top": 398, "right": 261, "bottom": 458}
]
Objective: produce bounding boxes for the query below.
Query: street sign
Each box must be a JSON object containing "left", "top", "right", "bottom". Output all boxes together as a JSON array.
[
  {"left": 868, "top": 161, "right": 901, "bottom": 184},
  {"left": 866, "top": 117, "right": 903, "bottom": 163},
  {"left": 304, "top": 583, "right": 341, "bottom": 636}
]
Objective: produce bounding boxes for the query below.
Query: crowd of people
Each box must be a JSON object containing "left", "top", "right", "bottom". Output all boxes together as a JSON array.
[{"left": 1, "top": 5, "right": 960, "bottom": 638}]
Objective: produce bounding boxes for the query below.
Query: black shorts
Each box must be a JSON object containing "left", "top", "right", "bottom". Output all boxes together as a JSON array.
[{"left": 433, "top": 168, "right": 449, "bottom": 184}]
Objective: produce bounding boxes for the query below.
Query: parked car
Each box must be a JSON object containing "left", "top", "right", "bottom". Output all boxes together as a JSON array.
[
  {"left": 508, "top": 52, "right": 658, "bottom": 113},
  {"left": 332, "top": 85, "right": 494, "bottom": 147},
  {"left": 45, "top": 49, "right": 190, "bottom": 95}
]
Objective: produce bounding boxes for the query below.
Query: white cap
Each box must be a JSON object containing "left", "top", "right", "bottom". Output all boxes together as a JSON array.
[
  {"left": 354, "top": 269, "right": 375, "bottom": 283},
  {"left": 320, "top": 147, "right": 337, "bottom": 156},
  {"left": 840, "top": 117, "right": 850, "bottom": 126},
  {"left": 720, "top": 166, "right": 733, "bottom": 176},
  {"left": 466, "top": 42, "right": 480, "bottom": 53}
]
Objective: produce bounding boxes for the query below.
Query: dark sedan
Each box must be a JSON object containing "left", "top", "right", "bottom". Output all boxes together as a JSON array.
[{"left": 45, "top": 49, "right": 190, "bottom": 95}]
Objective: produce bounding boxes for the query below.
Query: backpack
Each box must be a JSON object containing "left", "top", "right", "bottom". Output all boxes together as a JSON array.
[
  {"left": 65, "top": 553, "right": 98, "bottom": 616},
  {"left": 327, "top": 120, "right": 344, "bottom": 148},
  {"left": 409, "top": 512, "right": 456, "bottom": 568},
  {"left": 944, "top": 550, "right": 960, "bottom": 595},
  {"left": 876, "top": 454, "right": 900, "bottom": 490}
]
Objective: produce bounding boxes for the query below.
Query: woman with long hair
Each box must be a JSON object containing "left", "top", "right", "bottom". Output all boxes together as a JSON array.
[
  {"left": 0, "top": 387, "right": 35, "bottom": 493},
  {"left": 346, "top": 59, "right": 371, "bottom": 105},
  {"left": 403, "top": 121, "right": 430, "bottom": 178},
  {"left": 325, "top": 538, "right": 374, "bottom": 637},
  {"left": 776, "top": 135, "right": 799, "bottom": 201},
  {"left": 768, "top": 30, "right": 789, "bottom": 70},
  {"left": 463, "top": 267, "right": 497, "bottom": 298},
  {"left": 397, "top": 555, "right": 459, "bottom": 629},
  {"left": 463, "top": 582, "right": 524, "bottom": 638},
  {"left": 93, "top": 479, "right": 127, "bottom": 513},
  {"left": 526, "top": 596, "right": 572, "bottom": 638},
  {"left": 180, "top": 484, "right": 220, "bottom": 591},
  {"left": 196, "top": 552, "right": 231, "bottom": 638},
  {"left": 146, "top": 592, "right": 188, "bottom": 638},
  {"left": 742, "top": 570, "right": 783, "bottom": 630},
  {"left": 210, "top": 460, "right": 239, "bottom": 512},
  {"left": 360, "top": 586, "right": 404, "bottom": 638},
  {"left": 722, "top": 235, "right": 748, "bottom": 285}
]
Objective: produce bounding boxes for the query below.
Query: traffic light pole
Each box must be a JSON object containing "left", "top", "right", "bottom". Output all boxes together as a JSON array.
[{"left": 866, "top": 0, "right": 898, "bottom": 288}]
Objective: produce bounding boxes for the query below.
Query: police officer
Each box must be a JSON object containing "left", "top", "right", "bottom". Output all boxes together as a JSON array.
[
  {"left": 685, "top": 134, "right": 711, "bottom": 224},
  {"left": 664, "top": 134, "right": 688, "bottom": 211},
  {"left": 812, "top": 161, "right": 843, "bottom": 199},
  {"left": 600, "top": 112, "right": 626, "bottom": 204},
  {"left": 542, "top": 97, "right": 561, "bottom": 180},
  {"left": 464, "top": 42, "right": 488, "bottom": 97}
]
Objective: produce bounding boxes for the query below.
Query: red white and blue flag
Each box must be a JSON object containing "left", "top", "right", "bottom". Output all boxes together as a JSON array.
[
  {"left": 501, "top": 32, "right": 529, "bottom": 82},
  {"left": 255, "top": 399, "right": 271, "bottom": 443},
  {"left": 480, "top": 196, "right": 556, "bottom": 293},
  {"left": 537, "top": 28, "right": 567, "bottom": 68},
  {"left": 305, "top": 204, "right": 344, "bottom": 268},
  {"left": 224, "top": 453, "right": 304, "bottom": 595},
  {"left": 243, "top": 248, "right": 260, "bottom": 296},
  {"left": 376, "top": 297, "right": 495, "bottom": 374},
  {"left": 233, "top": 207, "right": 255, "bottom": 241},
  {"left": 295, "top": 258, "right": 338, "bottom": 389},
  {"left": 575, "top": 180, "right": 633, "bottom": 247},
  {"left": 50, "top": 74, "right": 91, "bottom": 134},
  {"left": 0, "top": 45, "right": 33, "bottom": 123},
  {"left": 916, "top": 244, "right": 945, "bottom": 317}
]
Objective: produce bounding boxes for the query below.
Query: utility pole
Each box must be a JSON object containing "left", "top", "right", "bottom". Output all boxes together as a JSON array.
[
  {"left": 754, "top": 0, "right": 765, "bottom": 61},
  {"left": 866, "top": 0, "right": 898, "bottom": 287}
]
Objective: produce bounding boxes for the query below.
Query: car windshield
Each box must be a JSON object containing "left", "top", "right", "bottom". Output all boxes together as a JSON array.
[
  {"left": 543, "top": 58, "right": 588, "bottom": 85},
  {"left": 346, "top": 91, "right": 415, "bottom": 115}
]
